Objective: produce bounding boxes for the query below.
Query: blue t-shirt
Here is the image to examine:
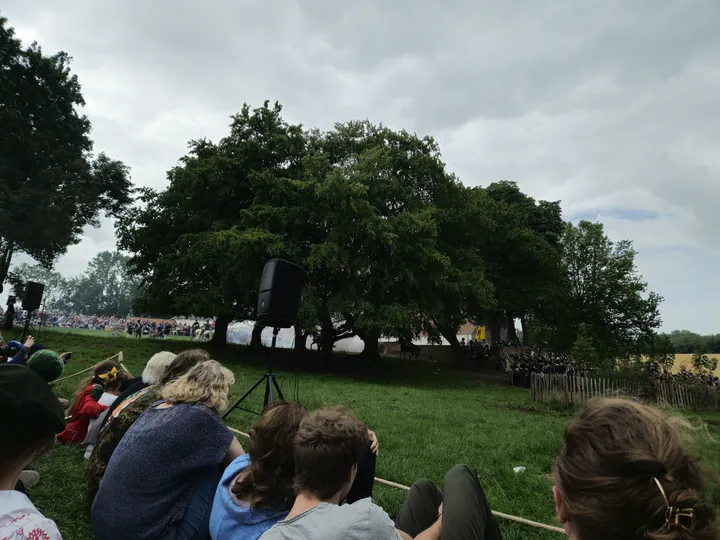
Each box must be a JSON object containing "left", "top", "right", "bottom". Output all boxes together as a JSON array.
[
  {"left": 209, "top": 454, "right": 289, "bottom": 540},
  {"left": 91, "top": 402, "right": 233, "bottom": 540}
]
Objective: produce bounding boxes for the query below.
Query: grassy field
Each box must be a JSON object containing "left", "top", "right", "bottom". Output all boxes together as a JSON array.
[{"left": 14, "top": 328, "right": 720, "bottom": 540}]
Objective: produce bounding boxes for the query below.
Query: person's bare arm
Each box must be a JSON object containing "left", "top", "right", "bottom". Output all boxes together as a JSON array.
[
  {"left": 411, "top": 519, "right": 441, "bottom": 540},
  {"left": 396, "top": 503, "right": 441, "bottom": 540},
  {"left": 224, "top": 436, "right": 245, "bottom": 464}
]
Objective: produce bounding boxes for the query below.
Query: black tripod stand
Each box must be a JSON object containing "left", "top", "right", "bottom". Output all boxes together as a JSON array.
[
  {"left": 222, "top": 326, "right": 284, "bottom": 418},
  {"left": 19, "top": 308, "right": 39, "bottom": 343}
]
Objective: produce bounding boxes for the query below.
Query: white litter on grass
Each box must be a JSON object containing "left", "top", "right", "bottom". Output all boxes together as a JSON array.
[{"left": 513, "top": 466, "right": 526, "bottom": 474}]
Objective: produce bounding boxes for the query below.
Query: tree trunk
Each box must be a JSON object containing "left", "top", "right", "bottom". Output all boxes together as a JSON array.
[
  {"left": 320, "top": 319, "right": 335, "bottom": 367},
  {"left": 0, "top": 239, "right": 14, "bottom": 294},
  {"left": 520, "top": 314, "right": 530, "bottom": 346},
  {"left": 294, "top": 326, "right": 307, "bottom": 354},
  {"left": 212, "top": 313, "right": 231, "bottom": 346},
  {"left": 506, "top": 312, "right": 519, "bottom": 343},
  {"left": 438, "top": 326, "right": 464, "bottom": 366},
  {"left": 358, "top": 329, "right": 381, "bottom": 363},
  {"left": 251, "top": 323, "right": 264, "bottom": 350},
  {"left": 487, "top": 313, "right": 502, "bottom": 345}
]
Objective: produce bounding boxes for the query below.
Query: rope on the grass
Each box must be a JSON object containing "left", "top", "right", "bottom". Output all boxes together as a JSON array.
[
  {"left": 52, "top": 352, "right": 123, "bottom": 384},
  {"left": 226, "top": 426, "right": 566, "bottom": 535}
]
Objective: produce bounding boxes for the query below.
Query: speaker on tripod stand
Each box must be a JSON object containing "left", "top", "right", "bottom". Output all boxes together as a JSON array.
[
  {"left": 222, "top": 259, "right": 305, "bottom": 419},
  {"left": 20, "top": 282, "right": 45, "bottom": 342}
]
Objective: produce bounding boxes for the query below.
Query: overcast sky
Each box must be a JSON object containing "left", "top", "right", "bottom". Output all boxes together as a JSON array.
[{"left": 3, "top": 1, "right": 719, "bottom": 333}]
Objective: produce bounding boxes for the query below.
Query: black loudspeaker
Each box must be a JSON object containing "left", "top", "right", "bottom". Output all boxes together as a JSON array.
[
  {"left": 257, "top": 259, "right": 305, "bottom": 328},
  {"left": 23, "top": 281, "right": 45, "bottom": 312}
]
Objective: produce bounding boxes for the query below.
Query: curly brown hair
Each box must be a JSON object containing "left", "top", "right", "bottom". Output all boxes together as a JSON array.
[
  {"left": 157, "top": 349, "right": 210, "bottom": 386},
  {"left": 292, "top": 406, "right": 369, "bottom": 500},
  {"left": 231, "top": 401, "right": 307, "bottom": 510},
  {"left": 554, "top": 398, "right": 717, "bottom": 540}
]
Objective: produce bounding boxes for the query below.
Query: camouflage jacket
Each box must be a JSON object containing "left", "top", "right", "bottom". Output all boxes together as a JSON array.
[{"left": 84, "top": 386, "right": 160, "bottom": 505}]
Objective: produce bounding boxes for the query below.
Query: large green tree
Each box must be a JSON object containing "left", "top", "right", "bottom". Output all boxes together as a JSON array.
[
  {"left": 243, "top": 121, "right": 471, "bottom": 361},
  {"left": 0, "top": 17, "right": 132, "bottom": 292},
  {"left": 481, "top": 181, "right": 565, "bottom": 346},
  {"left": 558, "top": 220, "right": 662, "bottom": 359},
  {"left": 302, "top": 122, "right": 466, "bottom": 360},
  {"left": 117, "top": 102, "right": 306, "bottom": 344},
  {"left": 426, "top": 182, "right": 565, "bottom": 362}
]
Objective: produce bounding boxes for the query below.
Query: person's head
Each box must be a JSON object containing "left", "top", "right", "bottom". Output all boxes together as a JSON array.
[
  {"left": 26, "top": 349, "right": 64, "bottom": 382},
  {"left": 232, "top": 401, "right": 307, "bottom": 510},
  {"left": 102, "top": 370, "right": 132, "bottom": 394},
  {"left": 141, "top": 351, "right": 177, "bottom": 385},
  {"left": 292, "top": 406, "right": 369, "bottom": 502},
  {"left": 160, "top": 359, "right": 234, "bottom": 413},
  {"left": 0, "top": 365, "right": 65, "bottom": 486},
  {"left": 553, "top": 398, "right": 717, "bottom": 540},
  {"left": 157, "top": 349, "right": 210, "bottom": 386},
  {"left": 69, "top": 360, "right": 120, "bottom": 414}
]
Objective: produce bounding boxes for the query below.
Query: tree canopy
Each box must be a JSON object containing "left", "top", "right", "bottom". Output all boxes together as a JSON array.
[
  {"left": 0, "top": 17, "right": 132, "bottom": 291},
  {"left": 119, "top": 101, "right": 663, "bottom": 365}
]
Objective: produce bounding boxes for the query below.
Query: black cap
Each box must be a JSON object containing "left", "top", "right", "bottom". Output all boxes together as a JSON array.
[{"left": 0, "top": 364, "right": 66, "bottom": 433}]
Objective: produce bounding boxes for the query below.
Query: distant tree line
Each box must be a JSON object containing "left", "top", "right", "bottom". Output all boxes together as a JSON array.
[
  {"left": 7, "top": 251, "right": 140, "bottom": 317},
  {"left": 661, "top": 330, "right": 720, "bottom": 355}
]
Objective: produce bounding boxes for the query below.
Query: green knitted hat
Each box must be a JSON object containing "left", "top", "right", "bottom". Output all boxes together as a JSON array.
[{"left": 27, "top": 349, "right": 65, "bottom": 382}]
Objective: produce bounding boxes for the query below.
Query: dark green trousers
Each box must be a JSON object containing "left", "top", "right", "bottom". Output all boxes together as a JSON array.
[{"left": 396, "top": 465, "right": 502, "bottom": 540}]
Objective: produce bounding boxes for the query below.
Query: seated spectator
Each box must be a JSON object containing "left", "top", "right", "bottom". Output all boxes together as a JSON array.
[
  {"left": 85, "top": 349, "right": 210, "bottom": 504},
  {"left": 0, "top": 335, "right": 22, "bottom": 359},
  {"left": 210, "top": 402, "right": 380, "bottom": 540},
  {"left": 553, "top": 398, "right": 717, "bottom": 539},
  {"left": 261, "top": 406, "right": 450, "bottom": 540},
  {"left": 209, "top": 401, "right": 308, "bottom": 540},
  {"left": 26, "top": 348, "right": 66, "bottom": 383},
  {"left": 58, "top": 360, "right": 119, "bottom": 445},
  {"left": 0, "top": 364, "right": 66, "bottom": 539},
  {"left": 92, "top": 360, "right": 244, "bottom": 540},
  {"left": 82, "top": 370, "right": 131, "bottom": 459},
  {"left": 4, "top": 335, "right": 36, "bottom": 365},
  {"left": 101, "top": 350, "right": 177, "bottom": 426}
]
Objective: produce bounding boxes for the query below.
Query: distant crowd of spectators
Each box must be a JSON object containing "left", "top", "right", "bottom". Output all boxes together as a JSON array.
[
  {"left": 649, "top": 363, "right": 720, "bottom": 388},
  {"left": 1, "top": 309, "right": 215, "bottom": 340}
]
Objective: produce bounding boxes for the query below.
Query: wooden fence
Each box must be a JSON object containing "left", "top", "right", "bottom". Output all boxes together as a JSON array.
[{"left": 530, "top": 373, "right": 720, "bottom": 411}]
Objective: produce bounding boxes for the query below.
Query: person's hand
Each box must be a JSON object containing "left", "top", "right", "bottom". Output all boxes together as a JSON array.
[
  {"left": 23, "top": 335, "right": 34, "bottom": 349},
  {"left": 368, "top": 430, "right": 379, "bottom": 456}
]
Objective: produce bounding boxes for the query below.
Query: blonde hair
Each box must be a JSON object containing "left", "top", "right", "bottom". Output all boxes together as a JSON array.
[
  {"left": 554, "top": 398, "right": 717, "bottom": 540},
  {"left": 160, "top": 360, "right": 234, "bottom": 413}
]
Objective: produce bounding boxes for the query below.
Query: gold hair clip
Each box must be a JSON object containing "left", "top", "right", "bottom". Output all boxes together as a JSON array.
[{"left": 652, "top": 476, "right": 695, "bottom": 529}]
